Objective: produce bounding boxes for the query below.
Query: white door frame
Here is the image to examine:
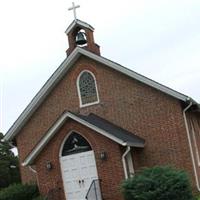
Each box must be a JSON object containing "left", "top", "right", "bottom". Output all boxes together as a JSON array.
[{"left": 59, "top": 131, "right": 98, "bottom": 200}]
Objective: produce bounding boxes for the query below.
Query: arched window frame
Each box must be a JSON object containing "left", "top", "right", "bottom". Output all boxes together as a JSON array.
[
  {"left": 59, "top": 131, "right": 93, "bottom": 158},
  {"left": 77, "top": 70, "right": 100, "bottom": 107}
]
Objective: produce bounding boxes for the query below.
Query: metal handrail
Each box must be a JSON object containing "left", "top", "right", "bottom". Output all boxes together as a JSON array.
[{"left": 85, "top": 179, "right": 102, "bottom": 200}]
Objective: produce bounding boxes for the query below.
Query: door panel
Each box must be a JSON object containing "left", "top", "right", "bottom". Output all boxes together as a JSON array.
[{"left": 60, "top": 150, "right": 98, "bottom": 200}]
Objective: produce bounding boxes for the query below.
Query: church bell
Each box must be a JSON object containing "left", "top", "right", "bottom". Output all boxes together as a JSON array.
[{"left": 76, "top": 31, "right": 87, "bottom": 45}]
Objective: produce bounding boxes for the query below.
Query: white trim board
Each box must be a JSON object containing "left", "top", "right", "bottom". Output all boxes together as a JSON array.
[
  {"left": 3, "top": 47, "right": 198, "bottom": 142},
  {"left": 65, "top": 19, "right": 94, "bottom": 35},
  {"left": 76, "top": 70, "right": 100, "bottom": 107},
  {"left": 22, "top": 111, "right": 143, "bottom": 166}
]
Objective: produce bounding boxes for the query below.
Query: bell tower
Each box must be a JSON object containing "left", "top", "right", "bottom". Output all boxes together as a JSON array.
[
  {"left": 66, "top": 3, "right": 100, "bottom": 56},
  {"left": 65, "top": 20, "right": 100, "bottom": 56}
]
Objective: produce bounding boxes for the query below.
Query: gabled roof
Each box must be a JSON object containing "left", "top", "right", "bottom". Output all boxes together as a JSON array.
[
  {"left": 74, "top": 113, "right": 145, "bottom": 147},
  {"left": 3, "top": 47, "right": 198, "bottom": 142},
  {"left": 65, "top": 19, "right": 94, "bottom": 35},
  {"left": 22, "top": 111, "right": 145, "bottom": 166}
]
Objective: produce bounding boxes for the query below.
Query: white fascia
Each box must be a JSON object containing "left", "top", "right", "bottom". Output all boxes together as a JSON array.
[
  {"left": 3, "top": 48, "right": 81, "bottom": 142},
  {"left": 65, "top": 19, "right": 94, "bottom": 35},
  {"left": 22, "top": 112, "right": 126, "bottom": 166},
  {"left": 78, "top": 48, "right": 190, "bottom": 102},
  {"left": 4, "top": 47, "right": 196, "bottom": 143}
]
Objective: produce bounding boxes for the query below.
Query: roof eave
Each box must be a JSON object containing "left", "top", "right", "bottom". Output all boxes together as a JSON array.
[
  {"left": 3, "top": 48, "right": 82, "bottom": 142},
  {"left": 77, "top": 48, "right": 189, "bottom": 103},
  {"left": 4, "top": 47, "right": 197, "bottom": 142},
  {"left": 65, "top": 19, "right": 94, "bottom": 35},
  {"left": 22, "top": 112, "right": 69, "bottom": 166},
  {"left": 126, "top": 141, "right": 145, "bottom": 148},
  {"left": 22, "top": 111, "right": 144, "bottom": 166}
]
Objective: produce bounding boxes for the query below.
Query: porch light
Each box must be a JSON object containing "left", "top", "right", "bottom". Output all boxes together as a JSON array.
[
  {"left": 100, "top": 152, "right": 107, "bottom": 161},
  {"left": 46, "top": 161, "right": 53, "bottom": 170}
]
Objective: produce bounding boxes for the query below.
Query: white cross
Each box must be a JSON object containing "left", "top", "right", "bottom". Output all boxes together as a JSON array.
[{"left": 68, "top": 2, "right": 80, "bottom": 20}]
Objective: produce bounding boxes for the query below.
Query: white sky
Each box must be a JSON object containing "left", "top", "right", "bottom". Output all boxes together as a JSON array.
[{"left": 0, "top": 0, "right": 200, "bottom": 134}]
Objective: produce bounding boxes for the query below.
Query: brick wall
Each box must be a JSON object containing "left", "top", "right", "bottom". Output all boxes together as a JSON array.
[
  {"left": 186, "top": 112, "right": 200, "bottom": 189},
  {"left": 16, "top": 55, "right": 195, "bottom": 198},
  {"left": 35, "top": 119, "right": 124, "bottom": 200},
  {"left": 66, "top": 28, "right": 100, "bottom": 56}
]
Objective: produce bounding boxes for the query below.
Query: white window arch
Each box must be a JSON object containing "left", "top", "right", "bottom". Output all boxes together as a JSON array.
[
  {"left": 77, "top": 70, "right": 99, "bottom": 107},
  {"left": 61, "top": 132, "right": 92, "bottom": 157}
]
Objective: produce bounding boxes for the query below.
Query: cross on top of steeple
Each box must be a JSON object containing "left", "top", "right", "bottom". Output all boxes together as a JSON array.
[
  {"left": 66, "top": 2, "right": 101, "bottom": 56},
  {"left": 68, "top": 2, "right": 80, "bottom": 20}
]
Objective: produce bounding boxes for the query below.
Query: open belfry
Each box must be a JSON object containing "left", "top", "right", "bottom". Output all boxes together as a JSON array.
[{"left": 3, "top": 2, "right": 200, "bottom": 200}]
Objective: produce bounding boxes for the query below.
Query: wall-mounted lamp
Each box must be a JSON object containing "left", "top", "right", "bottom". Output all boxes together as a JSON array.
[
  {"left": 46, "top": 161, "right": 53, "bottom": 171},
  {"left": 100, "top": 152, "right": 107, "bottom": 161}
]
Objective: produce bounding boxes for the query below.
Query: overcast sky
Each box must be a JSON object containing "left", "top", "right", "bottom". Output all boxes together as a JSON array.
[{"left": 0, "top": 0, "right": 200, "bottom": 133}]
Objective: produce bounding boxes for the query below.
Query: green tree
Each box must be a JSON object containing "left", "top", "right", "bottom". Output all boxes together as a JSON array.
[
  {"left": 121, "top": 166, "right": 194, "bottom": 200},
  {"left": 0, "top": 183, "right": 39, "bottom": 200},
  {"left": 0, "top": 132, "right": 21, "bottom": 189}
]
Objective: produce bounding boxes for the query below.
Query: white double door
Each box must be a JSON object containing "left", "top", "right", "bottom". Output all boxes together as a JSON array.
[{"left": 60, "top": 150, "right": 99, "bottom": 200}]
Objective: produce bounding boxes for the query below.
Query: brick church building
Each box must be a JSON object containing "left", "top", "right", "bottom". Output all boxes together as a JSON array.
[{"left": 3, "top": 17, "right": 200, "bottom": 200}]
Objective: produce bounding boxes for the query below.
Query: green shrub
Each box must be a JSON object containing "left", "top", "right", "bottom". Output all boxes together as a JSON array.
[
  {"left": 0, "top": 183, "right": 39, "bottom": 200},
  {"left": 121, "top": 166, "right": 194, "bottom": 200},
  {"left": 32, "top": 196, "right": 46, "bottom": 200},
  {"left": 195, "top": 196, "right": 200, "bottom": 200},
  {"left": 0, "top": 133, "right": 21, "bottom": 190}
]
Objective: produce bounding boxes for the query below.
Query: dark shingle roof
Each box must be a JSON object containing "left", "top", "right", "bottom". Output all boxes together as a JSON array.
[
  {"left": 22, "top": 111, "right": 145, "bottom": 166},
  {"left": 73, "top": 112, "right": 145, "bottom": 148}
]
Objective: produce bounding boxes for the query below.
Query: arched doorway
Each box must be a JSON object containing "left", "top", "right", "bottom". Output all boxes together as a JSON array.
[{"left": 60, "top": 132, "right": 99, "bottom": 200}]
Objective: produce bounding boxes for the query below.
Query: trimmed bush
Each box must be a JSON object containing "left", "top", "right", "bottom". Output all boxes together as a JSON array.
[
  {"left": 121, "top": 166, "right": 194, "bottom": 200},
  {"left": 0, "top": 183, "right": 39, "bottom": 200}
]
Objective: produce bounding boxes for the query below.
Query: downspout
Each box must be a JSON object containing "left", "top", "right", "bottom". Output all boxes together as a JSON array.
[
  {"left": 28, "top": 165, "right": 39, "bottom": 186},
  {"left": 183, "top": 101, "right": 200, "bottom": 191},
  {"left": 122, "top": 146, "right": 131, "bottom": 179},
  {"left": 8, "top": 142, "right": 38, "bottom": 179},
  {"left": 8, "top": 142, "right": 16, "bottom": 149},
  {"left": 29, "top": 166, "right": 37, "bottom": 174}
]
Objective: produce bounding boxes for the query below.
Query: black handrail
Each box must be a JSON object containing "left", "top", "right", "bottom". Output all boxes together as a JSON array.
[{"left": 85, "top": 179, "right": 102, "bottom": 200}]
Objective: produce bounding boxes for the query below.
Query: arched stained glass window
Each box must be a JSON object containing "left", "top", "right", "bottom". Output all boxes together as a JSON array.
[
  {"left": 62, "top": 132, "right": 92, "bottom": 156},
  {"left": 77, "top": 71, "right": 99, "bottom": 106}
]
